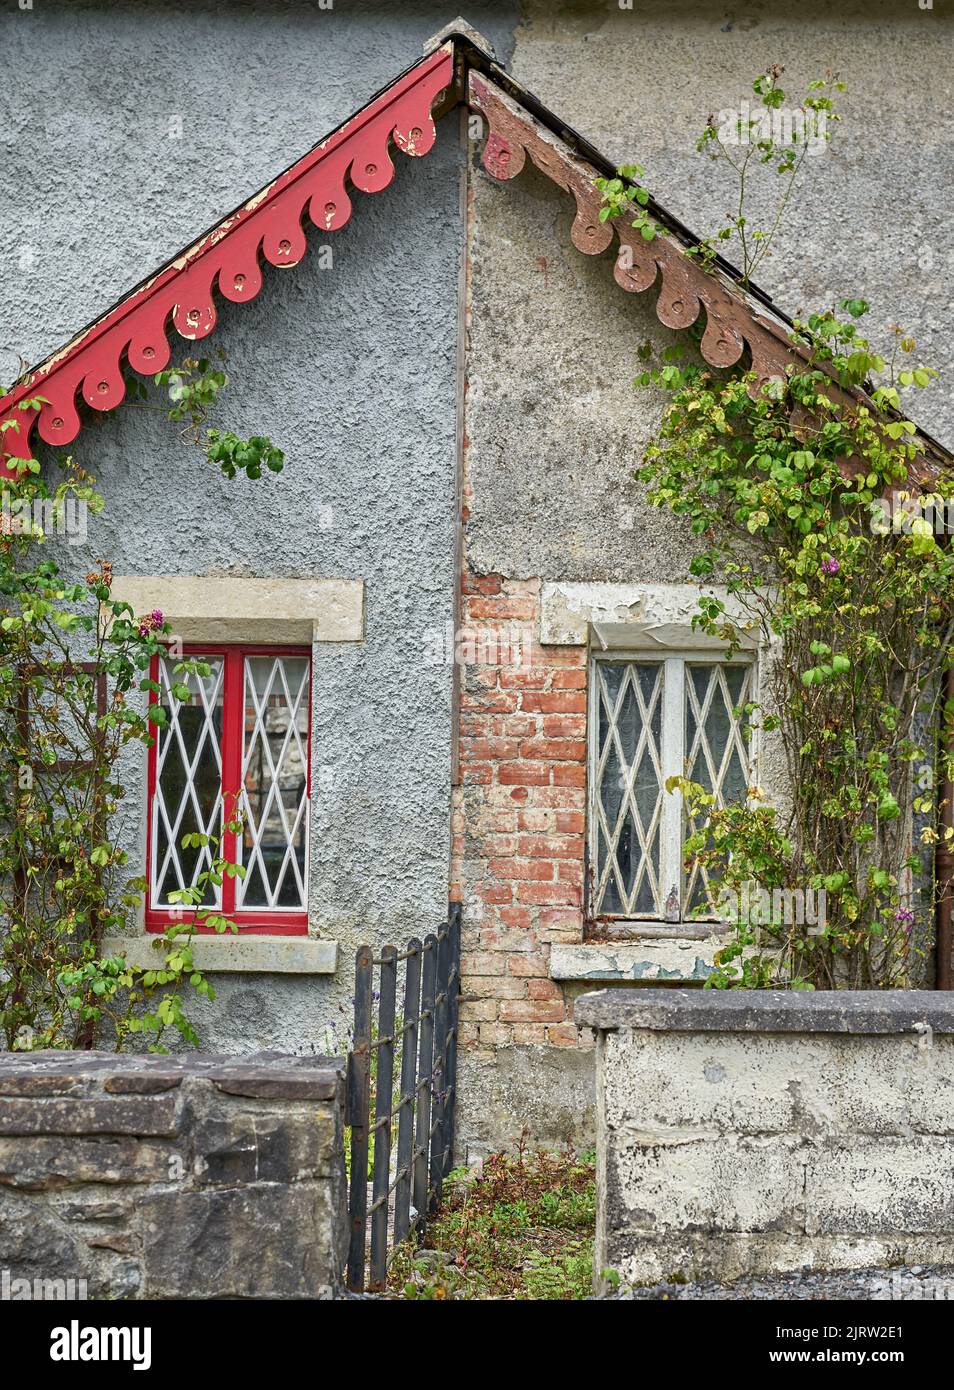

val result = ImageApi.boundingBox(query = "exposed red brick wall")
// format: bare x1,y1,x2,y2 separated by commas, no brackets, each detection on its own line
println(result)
451,570,589,1053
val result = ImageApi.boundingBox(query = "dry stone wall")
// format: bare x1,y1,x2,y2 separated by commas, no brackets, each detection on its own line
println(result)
0,1052,346,1300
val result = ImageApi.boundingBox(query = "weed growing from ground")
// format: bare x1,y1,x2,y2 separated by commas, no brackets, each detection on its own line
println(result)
388,1139,596,1300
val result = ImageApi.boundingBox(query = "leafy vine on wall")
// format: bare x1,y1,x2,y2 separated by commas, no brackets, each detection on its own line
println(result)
601,69,954,988
0,357,284,1049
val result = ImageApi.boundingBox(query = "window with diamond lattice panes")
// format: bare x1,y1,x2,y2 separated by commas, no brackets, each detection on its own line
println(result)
150,658,224,910
589,654,753,922
146,647,311,933
239,655,310,911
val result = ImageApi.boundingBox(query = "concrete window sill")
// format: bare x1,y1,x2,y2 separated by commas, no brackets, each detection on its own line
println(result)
592,921,731,941
551,937,726,985
101,935,338,975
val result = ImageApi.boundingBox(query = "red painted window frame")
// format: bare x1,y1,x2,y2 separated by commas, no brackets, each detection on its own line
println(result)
145,643,311,936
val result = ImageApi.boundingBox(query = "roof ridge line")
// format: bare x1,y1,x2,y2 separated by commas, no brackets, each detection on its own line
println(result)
2,29,949,470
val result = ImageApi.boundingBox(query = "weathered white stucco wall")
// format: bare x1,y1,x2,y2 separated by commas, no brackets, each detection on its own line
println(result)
468,0,954,582
578,989,954,1288
456,0,953,1155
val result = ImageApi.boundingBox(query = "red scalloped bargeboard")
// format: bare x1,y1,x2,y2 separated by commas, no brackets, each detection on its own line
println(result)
0,45,454,472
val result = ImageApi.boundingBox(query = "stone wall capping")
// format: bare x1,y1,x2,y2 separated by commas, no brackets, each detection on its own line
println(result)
103,1074,184,1095
575,987,954,1035
0,1050,342,1084
209,1068,341,1102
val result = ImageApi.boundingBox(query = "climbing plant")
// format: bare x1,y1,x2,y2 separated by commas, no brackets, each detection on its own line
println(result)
0,360,284,1048
602,70,954,988
597,66,844,286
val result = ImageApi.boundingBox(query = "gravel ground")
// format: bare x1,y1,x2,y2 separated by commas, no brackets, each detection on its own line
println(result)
609,1265,954,1300
347,1264,954,1300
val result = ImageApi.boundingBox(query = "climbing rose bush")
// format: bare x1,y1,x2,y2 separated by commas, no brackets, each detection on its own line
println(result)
636,304,954,988
0,358,284,1048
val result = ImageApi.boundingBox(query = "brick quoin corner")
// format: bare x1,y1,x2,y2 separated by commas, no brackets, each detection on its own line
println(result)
450,569,591,1057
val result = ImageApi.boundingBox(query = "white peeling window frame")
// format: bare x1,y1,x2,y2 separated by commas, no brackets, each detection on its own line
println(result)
588,644,757,925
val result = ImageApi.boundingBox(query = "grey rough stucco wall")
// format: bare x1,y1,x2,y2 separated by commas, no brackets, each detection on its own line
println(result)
467,158,697,584
458,0,954,1150
467,0,954,583
0,0,516,372
79,151,460,1053
0,0,514,1054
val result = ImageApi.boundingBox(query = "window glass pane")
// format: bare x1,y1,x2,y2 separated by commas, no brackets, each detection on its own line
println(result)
599,740,624,828
238,655,310,911
593,662,664,918
684,663,752,916
724,665,747,704
152,657,224,907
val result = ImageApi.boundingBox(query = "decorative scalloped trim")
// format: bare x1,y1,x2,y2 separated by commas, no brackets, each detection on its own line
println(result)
0,46,454,464
466,72,950,481
1,48,942,484
468,71,814,395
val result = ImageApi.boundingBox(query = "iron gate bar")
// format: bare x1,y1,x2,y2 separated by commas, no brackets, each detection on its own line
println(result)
345,907,462,1292
369,944,397,1289
442,904,462,1175
393,937,422,1246
412,934,438,1224
345,944,372,1291
429,927,450,1210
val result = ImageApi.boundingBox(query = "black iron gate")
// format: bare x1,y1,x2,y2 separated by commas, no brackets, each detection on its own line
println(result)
345,902,462,1292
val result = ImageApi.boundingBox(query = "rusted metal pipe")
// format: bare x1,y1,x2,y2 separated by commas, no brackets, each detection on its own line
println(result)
936,664,954,989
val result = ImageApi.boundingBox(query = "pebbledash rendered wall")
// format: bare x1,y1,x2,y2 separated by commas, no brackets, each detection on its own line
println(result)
577,990,954,1287
452,0,954,1156
0,1,515,1056
0,1052,347,1299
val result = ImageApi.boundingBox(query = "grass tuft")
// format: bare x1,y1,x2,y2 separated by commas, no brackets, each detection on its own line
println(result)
388,1139,596,1300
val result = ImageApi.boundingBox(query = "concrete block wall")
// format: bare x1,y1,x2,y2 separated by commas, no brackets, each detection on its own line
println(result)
0,1052,347,1299
577,989,954,1289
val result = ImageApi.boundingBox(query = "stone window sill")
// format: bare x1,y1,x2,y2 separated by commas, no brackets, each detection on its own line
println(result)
551,937,725,985
590,921,731,942
101,934,338,975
